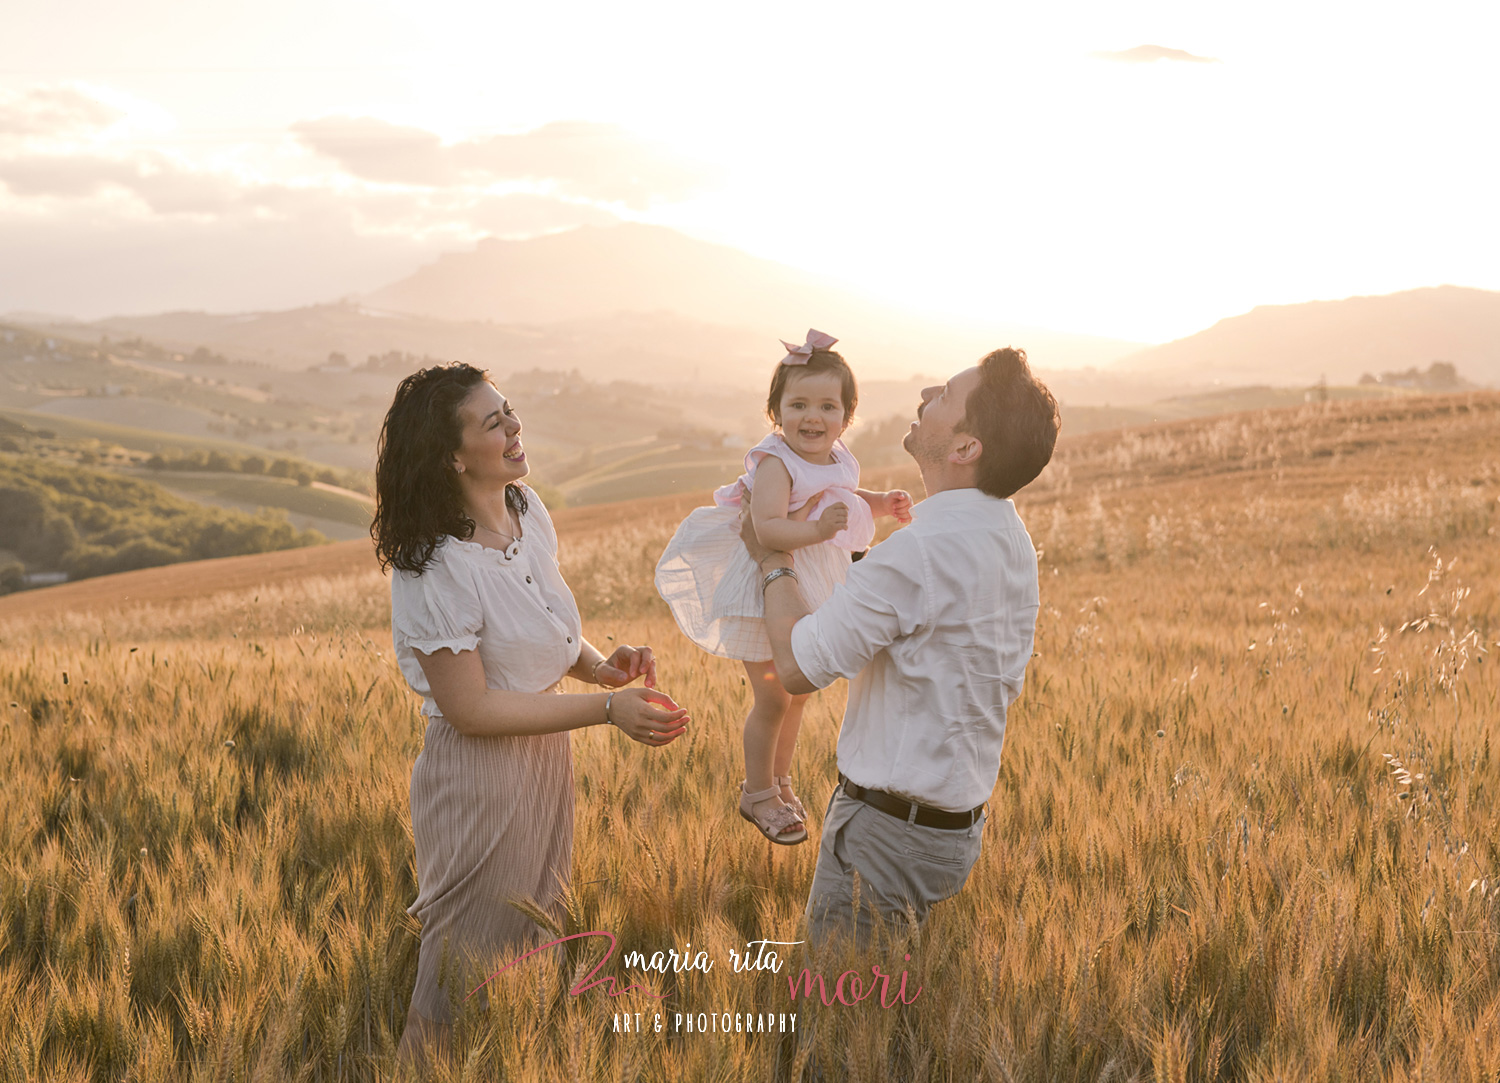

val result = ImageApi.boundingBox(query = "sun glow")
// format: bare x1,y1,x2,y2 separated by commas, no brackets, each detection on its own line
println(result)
1,0,1497,339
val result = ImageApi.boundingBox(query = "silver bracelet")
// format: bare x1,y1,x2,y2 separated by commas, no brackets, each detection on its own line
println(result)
762,567,799,591
591,658,608,685
604,691,615,726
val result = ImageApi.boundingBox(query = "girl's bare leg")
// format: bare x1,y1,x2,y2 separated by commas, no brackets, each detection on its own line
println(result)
772,693,810,807
742,660,799,830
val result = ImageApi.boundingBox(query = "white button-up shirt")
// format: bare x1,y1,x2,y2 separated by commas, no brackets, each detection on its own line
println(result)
789,487,1039,811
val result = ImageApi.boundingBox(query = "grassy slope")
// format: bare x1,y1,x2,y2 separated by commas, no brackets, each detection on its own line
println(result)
2,393,1499,1079
138,472,373,527
0,410,375,544
0,406,278,460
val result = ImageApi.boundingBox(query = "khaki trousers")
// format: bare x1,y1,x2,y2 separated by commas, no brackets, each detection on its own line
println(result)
804,787,984,949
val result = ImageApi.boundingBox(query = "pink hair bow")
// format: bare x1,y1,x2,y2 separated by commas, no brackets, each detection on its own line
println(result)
779,329,839,366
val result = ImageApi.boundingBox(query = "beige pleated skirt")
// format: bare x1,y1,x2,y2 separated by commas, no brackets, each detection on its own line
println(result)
406,710,573,1024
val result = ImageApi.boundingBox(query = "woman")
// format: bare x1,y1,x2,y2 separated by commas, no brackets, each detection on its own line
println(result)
371,363,689,1063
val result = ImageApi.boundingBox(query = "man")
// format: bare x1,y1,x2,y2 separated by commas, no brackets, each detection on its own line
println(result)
741,346,1059,947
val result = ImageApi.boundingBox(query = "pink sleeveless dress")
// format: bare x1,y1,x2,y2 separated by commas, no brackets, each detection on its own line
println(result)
655,432,876,661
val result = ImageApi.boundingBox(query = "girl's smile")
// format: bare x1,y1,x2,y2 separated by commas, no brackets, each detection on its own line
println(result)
776,370,849,464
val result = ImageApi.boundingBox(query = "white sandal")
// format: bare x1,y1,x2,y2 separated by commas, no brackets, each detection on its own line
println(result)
739,782,807,845
775,775,807,823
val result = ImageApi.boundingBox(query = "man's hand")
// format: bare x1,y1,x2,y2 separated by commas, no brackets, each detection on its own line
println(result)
739,502,781,567
886,489,913,524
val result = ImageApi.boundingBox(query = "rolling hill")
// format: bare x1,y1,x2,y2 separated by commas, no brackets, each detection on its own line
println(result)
7,387,1494,624
1116,285,1500,386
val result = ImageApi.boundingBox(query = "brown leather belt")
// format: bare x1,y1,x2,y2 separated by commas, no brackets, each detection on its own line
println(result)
838,773,984,831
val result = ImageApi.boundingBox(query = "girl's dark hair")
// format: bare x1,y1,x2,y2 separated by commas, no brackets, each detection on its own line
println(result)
765,350,859,427
372,362,527,574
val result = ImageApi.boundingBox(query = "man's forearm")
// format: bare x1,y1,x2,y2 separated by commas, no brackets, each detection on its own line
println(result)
760,556,818,694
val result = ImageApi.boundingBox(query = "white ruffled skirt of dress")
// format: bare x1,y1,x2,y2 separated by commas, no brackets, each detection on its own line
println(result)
655,504,851,661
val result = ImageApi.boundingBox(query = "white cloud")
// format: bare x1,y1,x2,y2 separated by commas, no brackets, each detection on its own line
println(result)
0,154,625,316
0,86,646,314
1093,45,1218,64
289,116,451,186
293,117,715,208
0,152,242,214
0,85,123,137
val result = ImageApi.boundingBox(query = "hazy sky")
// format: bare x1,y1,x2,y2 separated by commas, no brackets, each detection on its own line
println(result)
2,0,1496,343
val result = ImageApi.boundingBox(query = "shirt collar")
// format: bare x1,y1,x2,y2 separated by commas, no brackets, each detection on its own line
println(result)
911,486,1008,520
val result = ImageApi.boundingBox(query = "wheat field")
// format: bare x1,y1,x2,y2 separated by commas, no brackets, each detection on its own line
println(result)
3,393,1500,1081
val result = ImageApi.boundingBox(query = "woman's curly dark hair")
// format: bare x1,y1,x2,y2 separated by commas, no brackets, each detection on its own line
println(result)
372,362,527,574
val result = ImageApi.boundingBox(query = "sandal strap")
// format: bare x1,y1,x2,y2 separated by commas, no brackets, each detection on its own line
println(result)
741,781,805,837
741,783,781,804
759,804,804,833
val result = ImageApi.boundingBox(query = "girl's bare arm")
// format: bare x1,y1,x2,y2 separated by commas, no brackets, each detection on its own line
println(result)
750,457,845,550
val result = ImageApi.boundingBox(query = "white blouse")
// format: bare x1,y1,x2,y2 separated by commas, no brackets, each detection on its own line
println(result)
390,488,584,716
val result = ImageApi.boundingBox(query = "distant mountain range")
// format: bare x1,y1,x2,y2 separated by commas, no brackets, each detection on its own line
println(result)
17,224,1139,383
36,304,775,389
8,227,1496,398
362,223,1142,377
1118,285,1500,386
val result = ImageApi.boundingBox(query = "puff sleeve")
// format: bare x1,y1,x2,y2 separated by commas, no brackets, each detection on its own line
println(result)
391,548,483,655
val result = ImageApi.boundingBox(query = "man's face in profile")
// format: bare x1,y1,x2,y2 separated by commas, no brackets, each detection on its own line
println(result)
904,366,980,466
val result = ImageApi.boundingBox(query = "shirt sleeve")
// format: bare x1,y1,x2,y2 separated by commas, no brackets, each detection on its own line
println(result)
391,548,483,655
789,528,926,687
742,432,784,477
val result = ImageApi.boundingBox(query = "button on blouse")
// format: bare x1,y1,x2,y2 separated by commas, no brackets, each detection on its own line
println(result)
390,487,583,716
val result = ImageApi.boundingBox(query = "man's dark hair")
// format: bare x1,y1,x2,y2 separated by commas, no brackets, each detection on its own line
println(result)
958,347,1059,499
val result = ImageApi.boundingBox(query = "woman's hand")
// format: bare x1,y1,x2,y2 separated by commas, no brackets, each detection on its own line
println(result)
594,644,658,689
607,687,689,746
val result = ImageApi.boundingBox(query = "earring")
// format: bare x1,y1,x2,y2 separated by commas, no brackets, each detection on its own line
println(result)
454,464,464,474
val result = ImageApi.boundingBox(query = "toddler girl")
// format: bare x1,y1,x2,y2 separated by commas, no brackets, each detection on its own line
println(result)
655,330,912,844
